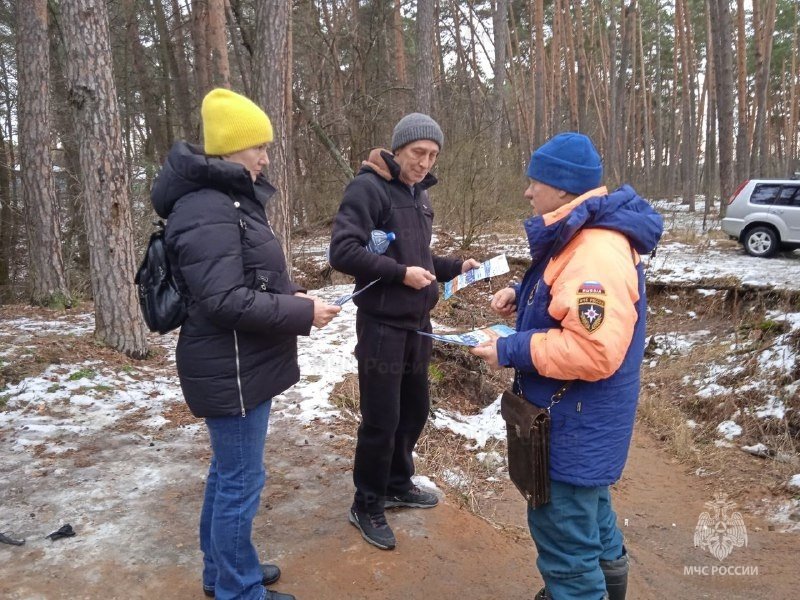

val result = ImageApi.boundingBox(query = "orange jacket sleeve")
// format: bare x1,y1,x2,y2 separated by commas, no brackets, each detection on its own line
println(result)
529,228,640,381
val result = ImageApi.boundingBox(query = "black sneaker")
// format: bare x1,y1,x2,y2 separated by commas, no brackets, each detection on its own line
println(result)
384,485,439,509
202,563,281,597
348,505,396,550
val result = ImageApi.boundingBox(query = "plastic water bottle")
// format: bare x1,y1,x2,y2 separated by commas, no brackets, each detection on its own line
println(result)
366,230,395,255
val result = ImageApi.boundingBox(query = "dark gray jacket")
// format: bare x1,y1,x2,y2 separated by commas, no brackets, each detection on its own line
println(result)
329,149,462,330
151,141,314,417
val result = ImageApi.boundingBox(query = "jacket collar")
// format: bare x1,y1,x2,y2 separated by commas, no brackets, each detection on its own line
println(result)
522,184,663,262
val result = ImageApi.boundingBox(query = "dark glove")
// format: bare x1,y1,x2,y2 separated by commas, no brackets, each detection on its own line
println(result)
46,524,76,541
0,532,25,546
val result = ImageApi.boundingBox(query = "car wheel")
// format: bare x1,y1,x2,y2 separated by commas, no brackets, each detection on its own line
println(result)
743,226,778,257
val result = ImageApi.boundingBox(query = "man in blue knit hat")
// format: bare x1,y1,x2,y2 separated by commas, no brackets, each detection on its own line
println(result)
472,132,663,600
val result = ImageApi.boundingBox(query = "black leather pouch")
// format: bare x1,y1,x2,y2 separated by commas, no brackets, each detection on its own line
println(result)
500,388,551,509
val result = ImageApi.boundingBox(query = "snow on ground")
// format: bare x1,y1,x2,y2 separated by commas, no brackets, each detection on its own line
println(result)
431,395,505,449
3,195,800,541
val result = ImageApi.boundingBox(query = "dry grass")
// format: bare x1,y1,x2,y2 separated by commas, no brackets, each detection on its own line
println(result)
640,289,800,504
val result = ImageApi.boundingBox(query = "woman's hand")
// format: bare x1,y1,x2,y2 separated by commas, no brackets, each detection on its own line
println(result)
310,296,341,328
490,287,517,317
470,340,501,370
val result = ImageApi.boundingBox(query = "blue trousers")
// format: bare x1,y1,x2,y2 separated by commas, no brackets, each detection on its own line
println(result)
200,400,271,600
527,481,624,600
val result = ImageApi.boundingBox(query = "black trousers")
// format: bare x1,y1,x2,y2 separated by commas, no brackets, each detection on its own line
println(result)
352,312,432,513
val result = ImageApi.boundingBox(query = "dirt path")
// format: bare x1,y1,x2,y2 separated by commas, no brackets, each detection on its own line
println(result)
2,397,798,600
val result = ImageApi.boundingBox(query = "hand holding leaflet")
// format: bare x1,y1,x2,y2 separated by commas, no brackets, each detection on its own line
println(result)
333,278,381,306
443,255,510,300
417,323,515,347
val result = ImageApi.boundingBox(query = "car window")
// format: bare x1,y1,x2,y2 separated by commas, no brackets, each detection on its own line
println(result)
774,185,800,207
750,184,781,205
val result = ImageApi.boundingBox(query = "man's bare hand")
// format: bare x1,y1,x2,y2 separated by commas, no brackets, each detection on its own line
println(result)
311,296,341,328
470,340,501,370
461,258,481,273
491,287,517,317
403,266,436,290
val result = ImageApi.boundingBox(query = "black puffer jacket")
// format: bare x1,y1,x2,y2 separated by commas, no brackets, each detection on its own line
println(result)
329,149,462,330
151,141,314,417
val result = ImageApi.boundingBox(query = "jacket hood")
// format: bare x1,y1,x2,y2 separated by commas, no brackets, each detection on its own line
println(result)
151,141,275,218
357,148,438,189
524,184,663,263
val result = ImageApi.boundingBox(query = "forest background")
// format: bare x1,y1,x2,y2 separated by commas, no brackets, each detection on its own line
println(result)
0,0,799,359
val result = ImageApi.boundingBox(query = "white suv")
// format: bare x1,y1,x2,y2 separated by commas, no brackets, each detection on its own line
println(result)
721,178,800,257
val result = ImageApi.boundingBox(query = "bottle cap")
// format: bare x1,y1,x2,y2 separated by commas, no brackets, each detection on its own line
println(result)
386,232,396,241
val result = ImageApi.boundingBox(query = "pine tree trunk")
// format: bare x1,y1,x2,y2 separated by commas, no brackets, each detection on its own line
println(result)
735,0,749,178
0,126,14,297
790,2,799,173
16,0,72,308
416,0,436,114
254,0,293,265
393,0,408,114
61,0,148,358
532,0,545,148
709,0,736,209
192,0,212,98
492,0,508,151
677,0,696,211
208,0,231,88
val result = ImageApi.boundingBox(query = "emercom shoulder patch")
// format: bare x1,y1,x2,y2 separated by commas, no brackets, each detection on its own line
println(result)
578,296,605,333
578,280,605,295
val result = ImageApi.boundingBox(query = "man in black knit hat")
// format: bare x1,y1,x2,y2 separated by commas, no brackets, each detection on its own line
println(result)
329,113,479,550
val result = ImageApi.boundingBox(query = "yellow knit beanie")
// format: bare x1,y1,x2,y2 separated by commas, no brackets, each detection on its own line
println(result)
201,88,274,156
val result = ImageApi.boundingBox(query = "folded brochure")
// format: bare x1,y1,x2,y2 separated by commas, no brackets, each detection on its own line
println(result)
443,254,510,300
417,323,515,347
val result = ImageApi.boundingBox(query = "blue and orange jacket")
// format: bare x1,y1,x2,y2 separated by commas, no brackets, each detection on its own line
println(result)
496,185,663,486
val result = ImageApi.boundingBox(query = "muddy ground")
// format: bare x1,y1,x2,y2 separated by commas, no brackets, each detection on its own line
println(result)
2,265,800,598
1,405,798,600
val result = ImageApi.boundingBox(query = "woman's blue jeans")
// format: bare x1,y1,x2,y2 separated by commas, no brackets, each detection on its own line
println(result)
527,480,624,600
200,400,271,600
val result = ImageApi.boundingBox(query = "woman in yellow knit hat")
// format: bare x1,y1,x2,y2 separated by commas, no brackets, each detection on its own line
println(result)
151,88,340,600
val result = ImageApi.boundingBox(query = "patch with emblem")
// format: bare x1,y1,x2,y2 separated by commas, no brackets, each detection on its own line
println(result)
578,296,605,333
578,281,605,295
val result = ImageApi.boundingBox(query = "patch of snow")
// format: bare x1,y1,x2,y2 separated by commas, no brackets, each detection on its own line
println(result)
716,420,742,440
788,474,800,490
441,468,468,489
696,383,730,398
741,443,771,457
755,397,786,420
412,475,441,494
431,395,505,449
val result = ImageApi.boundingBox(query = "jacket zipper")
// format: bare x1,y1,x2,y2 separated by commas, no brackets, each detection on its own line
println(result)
233,331,245,417
409,186,433,331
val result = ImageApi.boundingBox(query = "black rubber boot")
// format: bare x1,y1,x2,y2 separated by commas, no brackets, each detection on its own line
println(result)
600,552,629,600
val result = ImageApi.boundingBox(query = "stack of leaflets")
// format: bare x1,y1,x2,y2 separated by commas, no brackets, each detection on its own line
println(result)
443,254,510,300
417,324,515,347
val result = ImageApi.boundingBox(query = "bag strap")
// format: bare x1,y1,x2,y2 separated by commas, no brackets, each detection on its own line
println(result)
514,369,573,413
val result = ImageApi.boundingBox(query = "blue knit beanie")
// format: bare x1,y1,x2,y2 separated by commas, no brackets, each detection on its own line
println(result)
527,132,602,195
